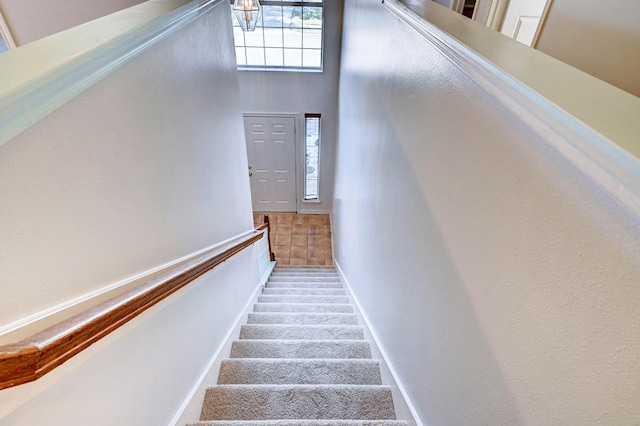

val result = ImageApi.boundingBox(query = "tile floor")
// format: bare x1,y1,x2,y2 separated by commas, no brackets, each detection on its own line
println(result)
253,212,333,266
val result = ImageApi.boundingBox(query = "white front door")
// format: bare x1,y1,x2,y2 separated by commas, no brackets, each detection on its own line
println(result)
244,115,297,212
500,0,548,46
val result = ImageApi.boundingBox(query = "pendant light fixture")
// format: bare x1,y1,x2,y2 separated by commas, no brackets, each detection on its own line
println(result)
233,0,261,32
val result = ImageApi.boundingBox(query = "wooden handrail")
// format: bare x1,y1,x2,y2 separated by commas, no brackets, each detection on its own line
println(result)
256,215,275,261
263,214,276,261
0,230,263,390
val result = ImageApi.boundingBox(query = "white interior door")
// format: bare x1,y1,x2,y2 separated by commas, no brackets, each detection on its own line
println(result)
500,0,548,46
244,115,297,212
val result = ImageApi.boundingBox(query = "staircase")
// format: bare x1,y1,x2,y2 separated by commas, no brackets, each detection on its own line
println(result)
189,266,407,426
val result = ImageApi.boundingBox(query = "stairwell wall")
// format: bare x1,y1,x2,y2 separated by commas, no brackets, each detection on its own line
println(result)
333,0,640,425
0,1,258,424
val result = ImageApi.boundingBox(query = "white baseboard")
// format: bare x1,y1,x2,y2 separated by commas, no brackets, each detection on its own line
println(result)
335,261,425,426
170,275,267,425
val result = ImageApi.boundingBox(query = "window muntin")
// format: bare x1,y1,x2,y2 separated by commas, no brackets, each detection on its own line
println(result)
232,1,323,71
304,114,321,201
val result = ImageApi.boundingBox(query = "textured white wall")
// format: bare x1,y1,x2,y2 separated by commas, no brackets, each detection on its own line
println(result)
0,2,254,328
0,0,146,46
334,0,640,424
535,0,640,97
237,0,343,213
0,3,258,424
0,250,259,425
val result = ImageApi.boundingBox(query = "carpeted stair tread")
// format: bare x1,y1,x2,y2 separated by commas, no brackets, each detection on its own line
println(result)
270,274,340,279
270,275,340,280
258,295,350,304
200,385,397,421
271,270,339,275
217,359,382,385
247,312,359,325
240,324,365,340
273,266,338,271
254,303,354,313
190,266,406,425
266,282,345,289
229,340,372,359
263,288,347,296
189,421,408,426
269,276,342,282
188,421,408,426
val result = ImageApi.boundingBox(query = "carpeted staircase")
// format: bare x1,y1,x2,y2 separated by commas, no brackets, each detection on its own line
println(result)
188,266,408,426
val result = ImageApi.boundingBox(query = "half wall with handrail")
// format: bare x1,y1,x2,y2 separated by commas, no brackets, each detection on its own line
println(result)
0,0,262,424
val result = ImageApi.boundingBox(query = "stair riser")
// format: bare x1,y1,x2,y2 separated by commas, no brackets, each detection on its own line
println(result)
218,359,382,385
270,277,339,280
189,421,409,426
258,295,350,304
275,267,336,271
268,277,341,283
240,325,365,340
200,386,397,421
270,275,340,280
263,288,346,296
253,303,354,313
191,267,405,426
271,273,340,278
247,313,358,325
230,340,372,359
266,282,344,289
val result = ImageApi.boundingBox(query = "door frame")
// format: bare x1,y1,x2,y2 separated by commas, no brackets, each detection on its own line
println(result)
531,0,553,48
484,0,510,30
483,0,553,41
0,7,17,49
243,112,301,212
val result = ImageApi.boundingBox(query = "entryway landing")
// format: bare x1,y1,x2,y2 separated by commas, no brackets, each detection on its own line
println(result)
253,212,333,266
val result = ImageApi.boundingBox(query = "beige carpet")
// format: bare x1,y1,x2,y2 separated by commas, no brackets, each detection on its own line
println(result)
188,267,408,426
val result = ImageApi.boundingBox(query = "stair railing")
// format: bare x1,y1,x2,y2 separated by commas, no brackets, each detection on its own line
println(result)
0,228,264,391
263,214,276,262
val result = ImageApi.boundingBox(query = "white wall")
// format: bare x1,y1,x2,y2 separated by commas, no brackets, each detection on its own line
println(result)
0,0,146,46
0,2,258,424
535,0,640,97
0,2,254,329
335,0,640,424
237,0,343,213
0,250,259,426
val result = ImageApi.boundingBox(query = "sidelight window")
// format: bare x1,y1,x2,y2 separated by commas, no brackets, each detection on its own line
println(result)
304,114,321,200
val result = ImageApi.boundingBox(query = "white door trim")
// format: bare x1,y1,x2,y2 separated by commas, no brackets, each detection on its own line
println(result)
0,6,17,49
484,0,510,30
531,0,553,48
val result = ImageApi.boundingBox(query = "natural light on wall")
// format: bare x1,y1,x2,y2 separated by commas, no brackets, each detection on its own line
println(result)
304,114,320,200
0,10,13,54
232,0,323,70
